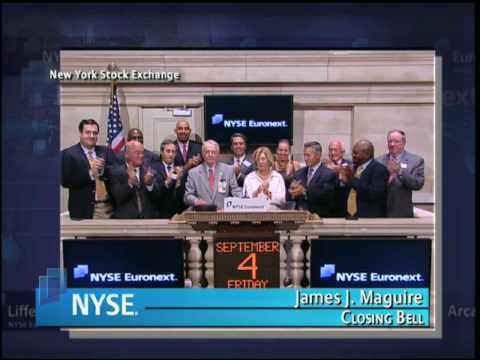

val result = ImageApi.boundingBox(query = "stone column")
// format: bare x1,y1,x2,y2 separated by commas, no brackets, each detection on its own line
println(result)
187,235,203,288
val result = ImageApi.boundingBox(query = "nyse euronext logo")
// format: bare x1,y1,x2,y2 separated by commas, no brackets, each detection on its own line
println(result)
72,264,177,283
211,113,288,128
320,264,336,279
212,114,224,125
74,264,89,279
319,264,424,282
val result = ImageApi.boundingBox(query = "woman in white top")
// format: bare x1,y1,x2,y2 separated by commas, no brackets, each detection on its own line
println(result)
243,146,286,209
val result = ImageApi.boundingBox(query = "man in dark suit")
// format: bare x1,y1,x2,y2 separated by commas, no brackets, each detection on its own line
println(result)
289,141,338,217
323,140,353,217
154,139,187,218
61,119,118,219
173,119,203,170
339,140,389,218
116,128,160,165
225,133,255,187
109,141,160,219
376,129,425,217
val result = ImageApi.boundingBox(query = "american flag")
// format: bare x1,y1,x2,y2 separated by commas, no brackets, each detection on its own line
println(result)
107,87,125,153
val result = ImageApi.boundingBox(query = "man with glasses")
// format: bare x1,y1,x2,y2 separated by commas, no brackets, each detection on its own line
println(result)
184,140,242,210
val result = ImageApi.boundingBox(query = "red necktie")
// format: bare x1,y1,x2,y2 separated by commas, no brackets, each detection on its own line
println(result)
182,143,188,162
208,168,215,192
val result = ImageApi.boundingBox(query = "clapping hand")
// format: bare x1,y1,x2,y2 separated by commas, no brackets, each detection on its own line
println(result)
261,182,272,199
143,167,156,186
339,165,353,183
288,179,305,199
194,198,208,206
174,166,185,188
323,159,337,171
387,160,401,174
253,182,271,199
261,181,269,193
164,168,175,187
90,157,105,177
127,166,139,187
233,162,242,176
186,154,202,170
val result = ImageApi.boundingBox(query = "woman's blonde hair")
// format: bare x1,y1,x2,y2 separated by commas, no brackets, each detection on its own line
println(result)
253,146,274,170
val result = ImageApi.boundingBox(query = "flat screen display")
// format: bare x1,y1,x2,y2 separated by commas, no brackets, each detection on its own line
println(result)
310,238,431,288
63,238,185,288
204,95,293,147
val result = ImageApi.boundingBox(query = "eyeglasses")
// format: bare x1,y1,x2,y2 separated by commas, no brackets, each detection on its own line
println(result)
130,136,143,140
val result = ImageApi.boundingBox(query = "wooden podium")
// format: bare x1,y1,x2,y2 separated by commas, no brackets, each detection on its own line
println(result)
180,211,316,288
183,210,313,230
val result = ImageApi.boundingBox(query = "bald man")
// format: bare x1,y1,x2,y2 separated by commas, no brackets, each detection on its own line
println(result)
376,130,425,217
339,140,389,218
109,141,161,219
173,120,203,169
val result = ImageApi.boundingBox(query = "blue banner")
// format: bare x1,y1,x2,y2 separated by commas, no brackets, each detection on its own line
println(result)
36,288,430,327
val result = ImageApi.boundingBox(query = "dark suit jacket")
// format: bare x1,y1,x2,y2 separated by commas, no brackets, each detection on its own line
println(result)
174,140,203,167
225,155,255,188
153,161,187,219
61,143,118,219
116,148,160,166
292,164,338,217
346,159,389,218
109,164,160,219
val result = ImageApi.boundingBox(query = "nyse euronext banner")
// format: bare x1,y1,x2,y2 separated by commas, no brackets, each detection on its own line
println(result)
36,288,429,327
